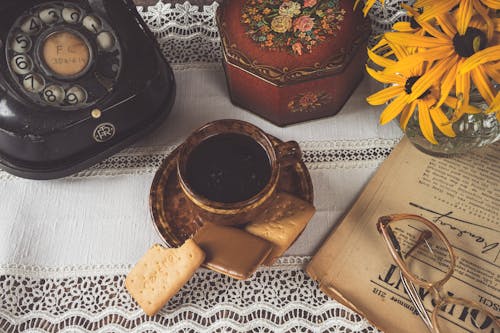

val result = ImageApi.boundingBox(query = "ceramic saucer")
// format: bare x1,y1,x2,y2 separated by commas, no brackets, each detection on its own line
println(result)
150,135,314,248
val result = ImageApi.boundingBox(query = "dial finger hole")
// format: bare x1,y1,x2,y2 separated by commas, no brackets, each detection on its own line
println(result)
96,32,115,51
66,86,87,105
11,54,33,75
20,16,43,35
11,34,32,53
39,8,60,24
62,7,81,24
43,85,65,104
23,73,45,93
82,16,101,34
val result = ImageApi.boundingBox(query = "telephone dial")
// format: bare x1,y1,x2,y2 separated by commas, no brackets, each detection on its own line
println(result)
0,0,176,179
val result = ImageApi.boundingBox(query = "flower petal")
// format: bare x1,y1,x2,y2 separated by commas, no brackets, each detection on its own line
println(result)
444,96,482,114
473,0,495,40
430,106,456,138
471,66,496,105
384,46,454,74
366,86,402,105
367,48,396,68
414,0,437,6
362,0,377,17
456,71,471,106
409,58,453,102
436,57,460,108
483,64,500,83
480,0,500,9
384,32,451,48
436,13,458,38
417,101,438,144
366,66,405,84
456,0,474,35
380,94,409,125
417,0,460,22
459,45,500,74
402,4,450,40
393,22,415,32
400,100,417,130
371,37,389,53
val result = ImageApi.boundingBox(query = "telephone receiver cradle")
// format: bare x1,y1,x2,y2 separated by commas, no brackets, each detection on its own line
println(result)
0,0,176,179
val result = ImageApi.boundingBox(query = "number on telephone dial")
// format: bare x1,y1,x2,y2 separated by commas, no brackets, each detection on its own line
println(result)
0,0,176,179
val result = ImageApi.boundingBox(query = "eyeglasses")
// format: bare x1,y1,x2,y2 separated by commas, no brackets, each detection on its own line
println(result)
377,213,499,333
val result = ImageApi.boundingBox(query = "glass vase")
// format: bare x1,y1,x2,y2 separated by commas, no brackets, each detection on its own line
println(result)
404,101,500,157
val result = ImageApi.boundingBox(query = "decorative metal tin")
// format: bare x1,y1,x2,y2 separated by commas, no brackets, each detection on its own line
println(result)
217,0,371,126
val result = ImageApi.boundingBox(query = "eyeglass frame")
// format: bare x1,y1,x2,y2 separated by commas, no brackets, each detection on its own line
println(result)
376,213,499,333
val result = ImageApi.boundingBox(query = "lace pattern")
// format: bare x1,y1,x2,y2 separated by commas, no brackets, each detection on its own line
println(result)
0,260,379,333
366,0,414,39
0,138,399,179
138,2,222,64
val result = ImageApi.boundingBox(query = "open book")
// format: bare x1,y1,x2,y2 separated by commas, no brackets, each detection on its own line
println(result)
307,137,499,333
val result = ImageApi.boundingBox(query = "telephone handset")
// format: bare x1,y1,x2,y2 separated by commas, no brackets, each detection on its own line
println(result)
0,0,176,179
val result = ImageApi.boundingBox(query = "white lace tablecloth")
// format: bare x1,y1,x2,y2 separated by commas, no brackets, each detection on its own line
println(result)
0,2,407,332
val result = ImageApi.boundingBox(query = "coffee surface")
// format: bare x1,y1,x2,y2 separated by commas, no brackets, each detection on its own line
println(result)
186,133,271,203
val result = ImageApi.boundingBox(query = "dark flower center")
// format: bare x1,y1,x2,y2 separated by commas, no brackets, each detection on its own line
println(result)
405,75,431,99
453,27,487,58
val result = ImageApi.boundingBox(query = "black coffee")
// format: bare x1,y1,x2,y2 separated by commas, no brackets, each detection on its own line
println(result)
185,133,271,203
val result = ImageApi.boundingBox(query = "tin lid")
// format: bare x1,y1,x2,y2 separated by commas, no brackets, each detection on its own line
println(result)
217,0,371,86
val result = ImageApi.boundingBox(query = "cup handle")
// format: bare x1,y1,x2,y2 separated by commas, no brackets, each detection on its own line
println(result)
275,141,302,167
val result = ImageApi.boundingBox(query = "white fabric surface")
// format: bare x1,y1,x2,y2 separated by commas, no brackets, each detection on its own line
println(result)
0,66,402,268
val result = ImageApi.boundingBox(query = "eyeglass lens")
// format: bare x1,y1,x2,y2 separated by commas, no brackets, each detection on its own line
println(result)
389,218,452,284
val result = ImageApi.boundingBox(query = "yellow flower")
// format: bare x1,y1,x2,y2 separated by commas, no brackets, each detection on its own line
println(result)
382,12,499,122
263,8,271,15
271,15,292,33
366,50,457,144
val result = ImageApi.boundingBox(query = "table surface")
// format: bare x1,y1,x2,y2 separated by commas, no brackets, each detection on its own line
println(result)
0,1,405,332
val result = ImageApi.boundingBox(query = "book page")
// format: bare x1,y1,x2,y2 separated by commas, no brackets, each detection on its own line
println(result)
307,137,499,333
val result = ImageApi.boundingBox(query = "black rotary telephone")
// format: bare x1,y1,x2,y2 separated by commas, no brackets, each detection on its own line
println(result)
0,0,176,179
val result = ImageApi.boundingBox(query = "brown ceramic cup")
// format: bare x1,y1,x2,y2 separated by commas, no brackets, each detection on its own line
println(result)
177,119,302,226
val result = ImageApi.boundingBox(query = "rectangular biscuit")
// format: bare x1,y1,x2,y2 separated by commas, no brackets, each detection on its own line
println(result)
125,239,205,316
193,223,273,280
245,192,315,265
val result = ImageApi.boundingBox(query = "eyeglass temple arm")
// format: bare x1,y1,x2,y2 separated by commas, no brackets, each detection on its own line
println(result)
385,226,403,255
382,223,435,331
400,272,434,332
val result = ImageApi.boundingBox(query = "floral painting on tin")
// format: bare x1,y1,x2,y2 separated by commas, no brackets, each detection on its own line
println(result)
241,0,346,55
288,91,333,112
